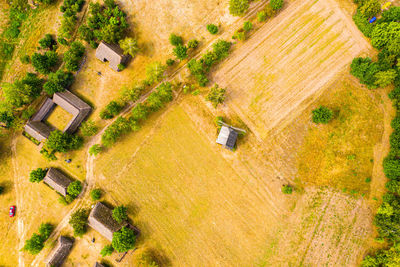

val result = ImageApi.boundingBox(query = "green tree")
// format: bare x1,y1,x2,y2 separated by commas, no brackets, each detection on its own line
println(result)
64,41,85,71
229,0,249,16
169,33,183,46
112,205,128,223
206,84,226,108
69,208,89,237
145,62,166,85
80,120,98,136
39,34,56,50
43,70,74,95
31,51,58,74
23,234,44,255
187,39,199,49
131,103,148,121
90,189,102,200
374,69,397,88
243,21,253,32
282,185,293,194
207,24,218,34
119,37,140,57
38,223,53,240
173,45,188,60
101,244,114,257
29,168,47,183
312,106,333,124
45,130,83,153
112,226,136,253
100,101,124,119
89,144,102,156
67,180,82,198
359,0,380,18
257,11,267,22
270,0,284,11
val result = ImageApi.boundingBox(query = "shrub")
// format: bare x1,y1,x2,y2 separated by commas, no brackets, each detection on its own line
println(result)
100,101,124,119
169,33,183,46
23,233,44,255
80,120,98,136
90,189,102,200
353,11,375,38
282,185,293,194
257,11,267,22
166,58,175,66
43,70,74,95
232,29,246,41
207,24,218,34
112,226,136,252
112,205,128,223
29,168,47,183
359,0,380,18
45,130,83,153
64,41,85,71
67,180,83,198
89,144,102,156
31,51,58,74
119,37,139,57
101,244,114,257
374,69,397,88
57,37,68,46
131,103,148,121
187,39,199,49
206,84,226,108
145,62,166,85
229,0,249,16
69,209,89,237
270,0,284,11
173,45,188,60
21,107,35,120
20,55,30,64
118,63,126,71
38,223,53,240
39,34,56,50
2,73,43,108
243,21,253,32
350,57,380,88
311,106,333,124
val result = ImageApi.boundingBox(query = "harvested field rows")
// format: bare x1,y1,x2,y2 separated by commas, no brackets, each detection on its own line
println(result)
213,0,371,140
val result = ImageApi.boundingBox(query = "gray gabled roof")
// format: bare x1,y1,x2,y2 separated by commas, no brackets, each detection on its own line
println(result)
94,262,106,267
216,126,238,150
88,202,127,241
95,41,129,71
24,121,54,142
43,168,73,197
45,236,74,267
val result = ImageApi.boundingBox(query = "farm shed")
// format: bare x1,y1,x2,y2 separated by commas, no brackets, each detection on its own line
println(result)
216,126,238,150
94,262,106,267
45,236,74,267
43,168,72,197
88,202,128,241
95,41,129,71
53,90,92,133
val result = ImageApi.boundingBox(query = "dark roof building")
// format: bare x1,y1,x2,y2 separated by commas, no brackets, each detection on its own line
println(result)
88,202,127,241
94,262,106,267
53,90,91,133
24,90,91,142
43,168,72,197
95,41,129,71
216,126,238,150
45,236,74,267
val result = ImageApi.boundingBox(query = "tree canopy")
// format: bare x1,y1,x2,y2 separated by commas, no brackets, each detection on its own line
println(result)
311,106,333,124
112,205,128,223
29,168,47,183
112,226,136,252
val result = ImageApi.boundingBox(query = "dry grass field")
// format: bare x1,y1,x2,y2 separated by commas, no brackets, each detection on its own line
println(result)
46,106,74,131
213,0,372,140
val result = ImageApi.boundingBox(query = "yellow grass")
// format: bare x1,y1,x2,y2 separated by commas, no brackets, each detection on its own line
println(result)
46,105,74,131
296,77,384,196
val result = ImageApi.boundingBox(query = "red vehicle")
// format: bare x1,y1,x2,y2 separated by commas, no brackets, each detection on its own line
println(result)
9,206,16,217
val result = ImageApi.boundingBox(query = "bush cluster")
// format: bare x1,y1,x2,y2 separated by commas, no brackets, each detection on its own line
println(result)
43,70,74,95
79,0,128,46
59,0,85,39
64,41,85,72
69,208,89,237
23,223,53,255
29,168,47,183
188,40,231,86
44,130,83,153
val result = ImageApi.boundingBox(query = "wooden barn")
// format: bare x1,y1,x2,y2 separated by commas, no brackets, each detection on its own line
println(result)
45,236,74,267
95,41,129,71
43,168,72,197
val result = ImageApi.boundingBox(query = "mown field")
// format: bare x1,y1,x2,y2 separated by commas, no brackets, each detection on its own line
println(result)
213,0,371,140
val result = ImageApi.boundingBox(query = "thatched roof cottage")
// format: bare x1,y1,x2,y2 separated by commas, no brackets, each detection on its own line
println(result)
88,202,127,241
45,236,74,267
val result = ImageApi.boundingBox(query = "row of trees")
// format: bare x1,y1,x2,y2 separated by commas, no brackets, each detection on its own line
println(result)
101,82,174,147
353,5,400,267
187,39,232,86
23,223,54,254
229,0,283,17
59,0,85,40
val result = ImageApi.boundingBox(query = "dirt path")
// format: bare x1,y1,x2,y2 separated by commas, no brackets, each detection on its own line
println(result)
11,137,25,267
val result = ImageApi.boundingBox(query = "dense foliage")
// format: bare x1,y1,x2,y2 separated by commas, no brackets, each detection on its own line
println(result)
173,45,188,60
119,37,140,57
206,84,226,108
29,168,47,183
31,51,58,74
23,223,53,255
311,106,333,124
207,24,219,35
38,34,57,50
67,180,83,198
64,41,85,71
89,144,102,156
112,205,128,223
100,101,124,119
60,0,85,39
80,0,128,45
270,0,284,11
90,189,102,200
2,73,43,108
101,244,114,257
229,0,249,16
169,34,183,46
112,226,136,253
69,208,89,237
80,120,98,136
45,130,83,153
43,70,74,95
188,40,231,86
